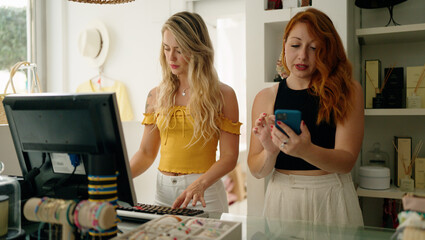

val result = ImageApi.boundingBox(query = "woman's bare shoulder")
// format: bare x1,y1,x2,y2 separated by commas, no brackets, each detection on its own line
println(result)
254,83,279,103
250,83,279,116
219,82,236,95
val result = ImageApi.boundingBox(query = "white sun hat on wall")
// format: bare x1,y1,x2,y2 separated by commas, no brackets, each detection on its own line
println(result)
78,20,110,68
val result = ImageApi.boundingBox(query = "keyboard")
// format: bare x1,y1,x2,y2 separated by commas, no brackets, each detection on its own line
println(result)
117,203,209,223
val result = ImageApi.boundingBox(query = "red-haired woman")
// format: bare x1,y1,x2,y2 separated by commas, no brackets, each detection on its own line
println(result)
248,8,364,226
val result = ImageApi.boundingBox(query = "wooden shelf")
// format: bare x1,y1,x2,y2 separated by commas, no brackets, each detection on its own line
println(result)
365,108,425,116
356,23,425,45
357,185,425,199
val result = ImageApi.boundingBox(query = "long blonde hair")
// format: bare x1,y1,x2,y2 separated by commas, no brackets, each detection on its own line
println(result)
156,11,223,146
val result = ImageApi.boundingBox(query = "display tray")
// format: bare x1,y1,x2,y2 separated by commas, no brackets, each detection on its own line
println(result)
113,215,241,240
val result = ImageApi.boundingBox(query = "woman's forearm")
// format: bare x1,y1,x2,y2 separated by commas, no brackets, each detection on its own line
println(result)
248,149,278,179
195,153,238,190
299,144,358,174
130,149,157,178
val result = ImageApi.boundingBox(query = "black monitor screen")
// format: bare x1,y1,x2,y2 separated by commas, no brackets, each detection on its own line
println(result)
3,93,136,206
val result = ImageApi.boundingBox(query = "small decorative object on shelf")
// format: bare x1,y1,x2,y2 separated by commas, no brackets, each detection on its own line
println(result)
415,157,425,189
354,0,408,26
394,138,423,189
394,137,412,187
400,176,415,192
365,142,390,172
360,143,391,190
365,59,381,108
274,54,288,82
359,166,390,190
373,93,385,108
300,0,312,7
382,65,404,108
407,64,425,108
266,0,282,10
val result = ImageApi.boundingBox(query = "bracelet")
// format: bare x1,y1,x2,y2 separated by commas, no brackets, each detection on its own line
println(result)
92,202,110,232
34,197,47,221
66,200,76,227
73,200,87,230
44,199,56,223
90,196,118,204
87,173,118,182
53,199,66,222
40,198,54,222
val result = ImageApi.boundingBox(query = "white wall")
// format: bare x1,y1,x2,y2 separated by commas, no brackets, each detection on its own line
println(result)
45,0,174,120
192,0,247,165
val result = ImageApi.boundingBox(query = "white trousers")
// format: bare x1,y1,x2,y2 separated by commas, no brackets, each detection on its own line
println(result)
154,171,229,213
263,170,364,227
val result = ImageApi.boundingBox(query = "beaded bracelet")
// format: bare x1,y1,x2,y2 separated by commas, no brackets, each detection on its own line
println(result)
34,197,48,221
90,196,118,204
53,199,66,222
92,202,111,232
73,200,88,230
40,198,54,222
66,200,76,227
45,199,58,223
88,228,118,237
87,173,118,182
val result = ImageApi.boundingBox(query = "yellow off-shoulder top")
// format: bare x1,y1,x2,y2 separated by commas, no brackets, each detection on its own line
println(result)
142,106,242,174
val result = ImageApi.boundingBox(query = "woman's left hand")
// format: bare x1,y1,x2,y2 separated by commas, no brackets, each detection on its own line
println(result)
272,119,312,158
172,181,206,209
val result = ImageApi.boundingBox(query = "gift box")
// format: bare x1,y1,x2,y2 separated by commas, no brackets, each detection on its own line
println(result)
365,60,380,109
406,66,425,108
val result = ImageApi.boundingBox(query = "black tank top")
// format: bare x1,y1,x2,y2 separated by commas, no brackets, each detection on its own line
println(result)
274,79,336,170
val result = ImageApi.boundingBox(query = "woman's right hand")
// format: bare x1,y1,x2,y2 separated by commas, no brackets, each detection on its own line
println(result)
252,113,280,154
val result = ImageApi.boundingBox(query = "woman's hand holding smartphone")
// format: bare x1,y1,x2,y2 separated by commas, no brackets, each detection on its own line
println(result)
274,109,302,135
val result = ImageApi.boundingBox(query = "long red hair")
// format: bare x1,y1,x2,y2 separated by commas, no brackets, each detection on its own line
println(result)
281,8,355,124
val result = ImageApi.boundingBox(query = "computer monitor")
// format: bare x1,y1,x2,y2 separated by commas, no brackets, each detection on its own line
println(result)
2,93,136,206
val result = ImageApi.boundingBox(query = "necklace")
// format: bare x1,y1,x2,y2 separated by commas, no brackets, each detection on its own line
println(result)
182,88,189,96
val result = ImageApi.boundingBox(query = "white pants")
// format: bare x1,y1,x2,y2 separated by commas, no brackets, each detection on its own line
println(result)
154,171,229,213
263,170,364,227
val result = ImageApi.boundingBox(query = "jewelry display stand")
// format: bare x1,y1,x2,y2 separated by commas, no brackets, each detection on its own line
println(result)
23,197,116,240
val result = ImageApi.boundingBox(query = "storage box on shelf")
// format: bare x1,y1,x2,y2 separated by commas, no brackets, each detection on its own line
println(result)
406,65,425,108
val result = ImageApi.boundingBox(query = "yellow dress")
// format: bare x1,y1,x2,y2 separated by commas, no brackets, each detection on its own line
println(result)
142,106,242,174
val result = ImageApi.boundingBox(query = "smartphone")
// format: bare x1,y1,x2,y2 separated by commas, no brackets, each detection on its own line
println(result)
274,109,302,135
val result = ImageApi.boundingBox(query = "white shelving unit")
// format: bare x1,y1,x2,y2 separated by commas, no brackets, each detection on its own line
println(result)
357,185,425,200
356,0,425,227
365,108,425,116
356,23,425,45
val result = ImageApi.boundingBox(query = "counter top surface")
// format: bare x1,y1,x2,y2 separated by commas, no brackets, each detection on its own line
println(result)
118,213,395,240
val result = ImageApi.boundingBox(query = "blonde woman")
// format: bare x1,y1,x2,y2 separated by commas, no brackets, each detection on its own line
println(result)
130,11,241,213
